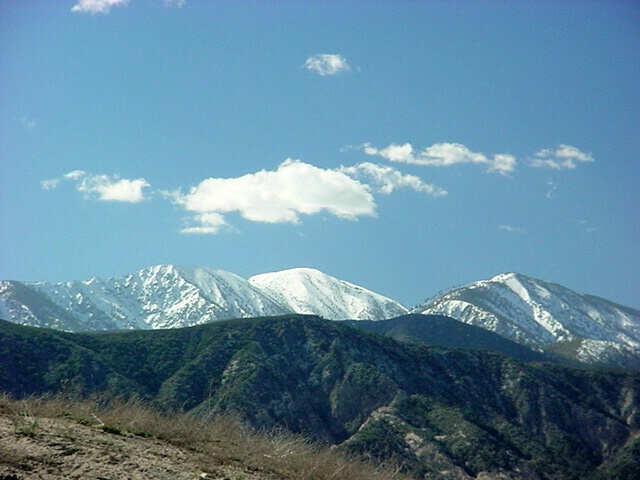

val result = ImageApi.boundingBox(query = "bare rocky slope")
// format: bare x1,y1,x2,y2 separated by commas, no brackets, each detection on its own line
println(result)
0,395,404,480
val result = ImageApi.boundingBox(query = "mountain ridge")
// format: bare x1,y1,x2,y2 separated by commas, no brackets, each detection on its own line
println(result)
2,266,639,368
413,271,640,369
342,313,553,364
1,315,639,479
0,264,407,331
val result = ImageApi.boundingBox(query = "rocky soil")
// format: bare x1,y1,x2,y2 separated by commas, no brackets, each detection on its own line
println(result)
0,413,279,480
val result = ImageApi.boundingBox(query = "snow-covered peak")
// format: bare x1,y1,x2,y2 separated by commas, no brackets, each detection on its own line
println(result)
413,272,640,354
249,267,407,320
1,265,407,331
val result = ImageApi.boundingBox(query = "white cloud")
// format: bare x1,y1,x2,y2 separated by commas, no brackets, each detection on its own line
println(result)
180,213,229,235
71,0,129,14
364,143,416,163
304,54,351,76
49,171,150,203
530,144,593,170
420,143,489,167
339,162,447,197
174,159,376,231
64,170,87,180
489,154,517,175
82,176,150,203
362,142,516,175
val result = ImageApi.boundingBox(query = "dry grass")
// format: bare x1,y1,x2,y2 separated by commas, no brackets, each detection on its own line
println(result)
0,393,409,480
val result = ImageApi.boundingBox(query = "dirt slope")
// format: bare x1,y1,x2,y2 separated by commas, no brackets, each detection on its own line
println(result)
0,414,276,480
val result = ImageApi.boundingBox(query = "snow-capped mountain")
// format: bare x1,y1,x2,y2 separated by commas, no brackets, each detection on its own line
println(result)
2,267,639,367
0,265,407,331
412,272,640,368
249,268,407,320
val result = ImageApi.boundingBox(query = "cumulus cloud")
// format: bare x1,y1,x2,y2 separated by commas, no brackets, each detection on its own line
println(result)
363,143,416,163
489,154,517,175
304,54,351,76
71,0,129,14
339,162,447,197
44,170,150,203
173,159,376,232
362,142,516,175
44,158,448,234
529,145,593,170
80,175,150,203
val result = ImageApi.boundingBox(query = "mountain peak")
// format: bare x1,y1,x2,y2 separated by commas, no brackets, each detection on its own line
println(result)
488,271,521,282
413,272,640,368
249,268,407,320
1,265,407,331
3,266,639,368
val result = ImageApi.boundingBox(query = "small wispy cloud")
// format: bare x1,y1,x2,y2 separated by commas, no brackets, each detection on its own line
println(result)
71,0,185,14
339,162,447,197
164,0,185,8
20,116,36,130
40,178,59,190
43,170,150,203
180,213,230,235
172,159,376,233
361,142,516,175
498,225,526,234
71,0,129,14
529,145,593,170
571,218,596,233
545,178,557,199
304,54,351,76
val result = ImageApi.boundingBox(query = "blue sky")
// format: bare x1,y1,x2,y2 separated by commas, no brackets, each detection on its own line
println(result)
1,0,639,310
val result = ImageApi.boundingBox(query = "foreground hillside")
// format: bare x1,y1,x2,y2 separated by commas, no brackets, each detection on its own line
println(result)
1,315,639,479
0,395,405,480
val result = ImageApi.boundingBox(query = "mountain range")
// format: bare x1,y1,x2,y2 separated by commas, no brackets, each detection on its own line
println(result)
0,265,407,331
1,266,639,368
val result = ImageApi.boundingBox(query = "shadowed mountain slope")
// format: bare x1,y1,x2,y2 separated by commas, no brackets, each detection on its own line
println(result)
342,313,551,363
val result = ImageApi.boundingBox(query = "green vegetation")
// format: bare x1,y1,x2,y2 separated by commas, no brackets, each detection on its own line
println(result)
344,314,550,363
1,315,639,479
